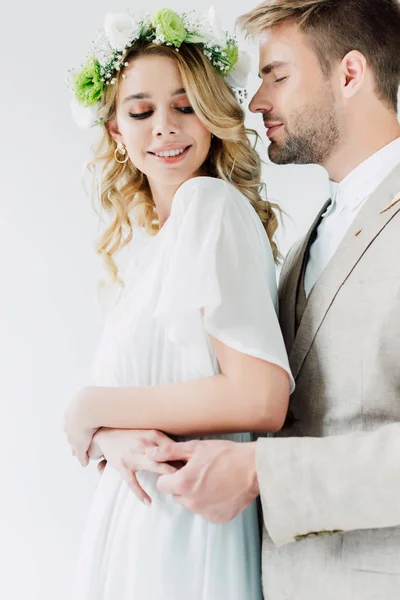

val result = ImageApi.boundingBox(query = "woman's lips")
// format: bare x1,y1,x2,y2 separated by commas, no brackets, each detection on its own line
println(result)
148,145,191,164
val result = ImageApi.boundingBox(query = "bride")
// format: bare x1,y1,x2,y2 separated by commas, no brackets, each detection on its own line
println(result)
64,8,293,599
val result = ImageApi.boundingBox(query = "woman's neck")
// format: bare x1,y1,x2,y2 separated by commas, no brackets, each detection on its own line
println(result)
148,180,181,227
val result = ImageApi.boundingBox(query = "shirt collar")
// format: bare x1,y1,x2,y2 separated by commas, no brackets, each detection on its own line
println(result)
328,136,400,212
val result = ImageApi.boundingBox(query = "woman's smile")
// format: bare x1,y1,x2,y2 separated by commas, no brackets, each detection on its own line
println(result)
147,143,192,165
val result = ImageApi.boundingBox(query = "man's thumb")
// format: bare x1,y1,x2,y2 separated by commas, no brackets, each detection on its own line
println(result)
146,440,195,463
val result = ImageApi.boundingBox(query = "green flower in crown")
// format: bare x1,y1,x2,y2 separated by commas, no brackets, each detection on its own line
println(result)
152,9,187,47
68,7,251,129
71,57,104,107
222,43,239,74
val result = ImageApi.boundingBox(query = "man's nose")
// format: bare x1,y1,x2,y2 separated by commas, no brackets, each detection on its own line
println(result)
248,86,273,114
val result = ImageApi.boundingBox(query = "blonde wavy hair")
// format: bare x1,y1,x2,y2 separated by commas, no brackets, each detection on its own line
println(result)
89,39,280,285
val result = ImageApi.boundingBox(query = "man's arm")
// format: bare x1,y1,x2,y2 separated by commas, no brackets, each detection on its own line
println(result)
257,423,400,546
152,424,400,543
152,439,260,523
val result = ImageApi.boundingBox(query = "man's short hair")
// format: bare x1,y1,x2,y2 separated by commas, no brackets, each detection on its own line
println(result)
238,0,400,111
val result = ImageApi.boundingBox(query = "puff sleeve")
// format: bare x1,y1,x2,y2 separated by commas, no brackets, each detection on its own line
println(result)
154,176,294,391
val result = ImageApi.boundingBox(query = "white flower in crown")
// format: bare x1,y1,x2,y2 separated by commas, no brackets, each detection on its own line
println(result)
70,96,100,130
104,12,142,51
92,31,114,67
226,50,252,89
204,6,227,46
186,6,226,48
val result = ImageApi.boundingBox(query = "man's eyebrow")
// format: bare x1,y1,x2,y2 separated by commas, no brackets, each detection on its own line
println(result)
258,61,288,78
122,88,186,104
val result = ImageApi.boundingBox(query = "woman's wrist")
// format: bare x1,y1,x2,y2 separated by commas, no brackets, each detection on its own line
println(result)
88,427,106,460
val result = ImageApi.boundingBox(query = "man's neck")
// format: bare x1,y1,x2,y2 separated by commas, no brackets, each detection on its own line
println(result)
322,120,400,184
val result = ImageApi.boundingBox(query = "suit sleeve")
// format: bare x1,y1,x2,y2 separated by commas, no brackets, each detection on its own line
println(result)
256,423,400,546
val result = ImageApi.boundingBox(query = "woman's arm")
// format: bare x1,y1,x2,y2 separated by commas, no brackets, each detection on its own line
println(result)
71,335,290,437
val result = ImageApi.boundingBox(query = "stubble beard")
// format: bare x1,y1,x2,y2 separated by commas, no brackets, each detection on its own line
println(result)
268,88,341,166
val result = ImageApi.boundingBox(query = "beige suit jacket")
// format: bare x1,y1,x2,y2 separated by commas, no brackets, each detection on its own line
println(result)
256,163,400,599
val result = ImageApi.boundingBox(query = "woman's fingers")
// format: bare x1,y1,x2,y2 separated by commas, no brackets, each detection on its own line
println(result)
97,459,107,474
151,429,177,445
77,449,89,467
122,468,152,505
67,428,95,467
118,456,177,504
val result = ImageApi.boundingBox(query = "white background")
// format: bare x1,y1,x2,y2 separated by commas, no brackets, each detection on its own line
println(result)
0,1,330,599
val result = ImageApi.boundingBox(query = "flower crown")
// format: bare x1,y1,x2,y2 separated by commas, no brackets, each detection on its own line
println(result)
69,7,251,129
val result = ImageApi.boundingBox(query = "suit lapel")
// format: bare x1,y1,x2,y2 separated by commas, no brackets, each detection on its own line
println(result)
279,200,331,353
290,163,400,381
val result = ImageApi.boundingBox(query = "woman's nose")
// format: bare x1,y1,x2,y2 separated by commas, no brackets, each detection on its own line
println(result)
153,111,180,137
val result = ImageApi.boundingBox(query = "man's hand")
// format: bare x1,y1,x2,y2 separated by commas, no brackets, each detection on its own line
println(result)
149,439,259,523
91,429,178,505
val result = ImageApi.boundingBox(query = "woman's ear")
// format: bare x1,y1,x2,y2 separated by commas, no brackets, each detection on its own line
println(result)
108,118,123,145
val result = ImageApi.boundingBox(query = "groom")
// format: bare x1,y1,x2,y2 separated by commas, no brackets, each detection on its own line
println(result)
149,1,400,598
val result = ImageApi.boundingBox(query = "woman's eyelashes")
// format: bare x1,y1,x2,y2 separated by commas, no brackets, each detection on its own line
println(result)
128,110,153,120
129,110,153,119
128,106,195,120
274,76,288,84
177,106,195,114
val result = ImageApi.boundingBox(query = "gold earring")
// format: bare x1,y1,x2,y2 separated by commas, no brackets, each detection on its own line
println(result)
114,142,129,164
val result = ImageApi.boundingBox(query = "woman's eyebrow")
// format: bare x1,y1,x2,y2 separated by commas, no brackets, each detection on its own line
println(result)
122,88,186,104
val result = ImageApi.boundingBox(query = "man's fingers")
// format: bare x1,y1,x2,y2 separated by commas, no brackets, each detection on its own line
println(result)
147,440,196,463
171,494,193,511
156,469,186,495
139,456,177,475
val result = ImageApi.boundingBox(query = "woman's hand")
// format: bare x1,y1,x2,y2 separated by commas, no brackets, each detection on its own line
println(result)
89,428,178,505
64,388,98,466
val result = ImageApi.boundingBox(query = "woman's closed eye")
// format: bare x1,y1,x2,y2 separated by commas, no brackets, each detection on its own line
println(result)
274,76,288,84
129,110,153,120
176,106,195,114
129,106,195,120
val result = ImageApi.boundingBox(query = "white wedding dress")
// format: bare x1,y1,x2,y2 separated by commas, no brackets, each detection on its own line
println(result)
72,177,293,600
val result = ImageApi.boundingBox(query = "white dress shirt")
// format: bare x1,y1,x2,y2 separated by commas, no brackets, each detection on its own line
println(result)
304,137,400,298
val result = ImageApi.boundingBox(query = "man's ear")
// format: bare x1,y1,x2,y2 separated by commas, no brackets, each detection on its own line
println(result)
340,50,367,99
108,118,123,144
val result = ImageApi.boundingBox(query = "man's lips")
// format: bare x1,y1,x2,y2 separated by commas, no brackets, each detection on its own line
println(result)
264,123,284,137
